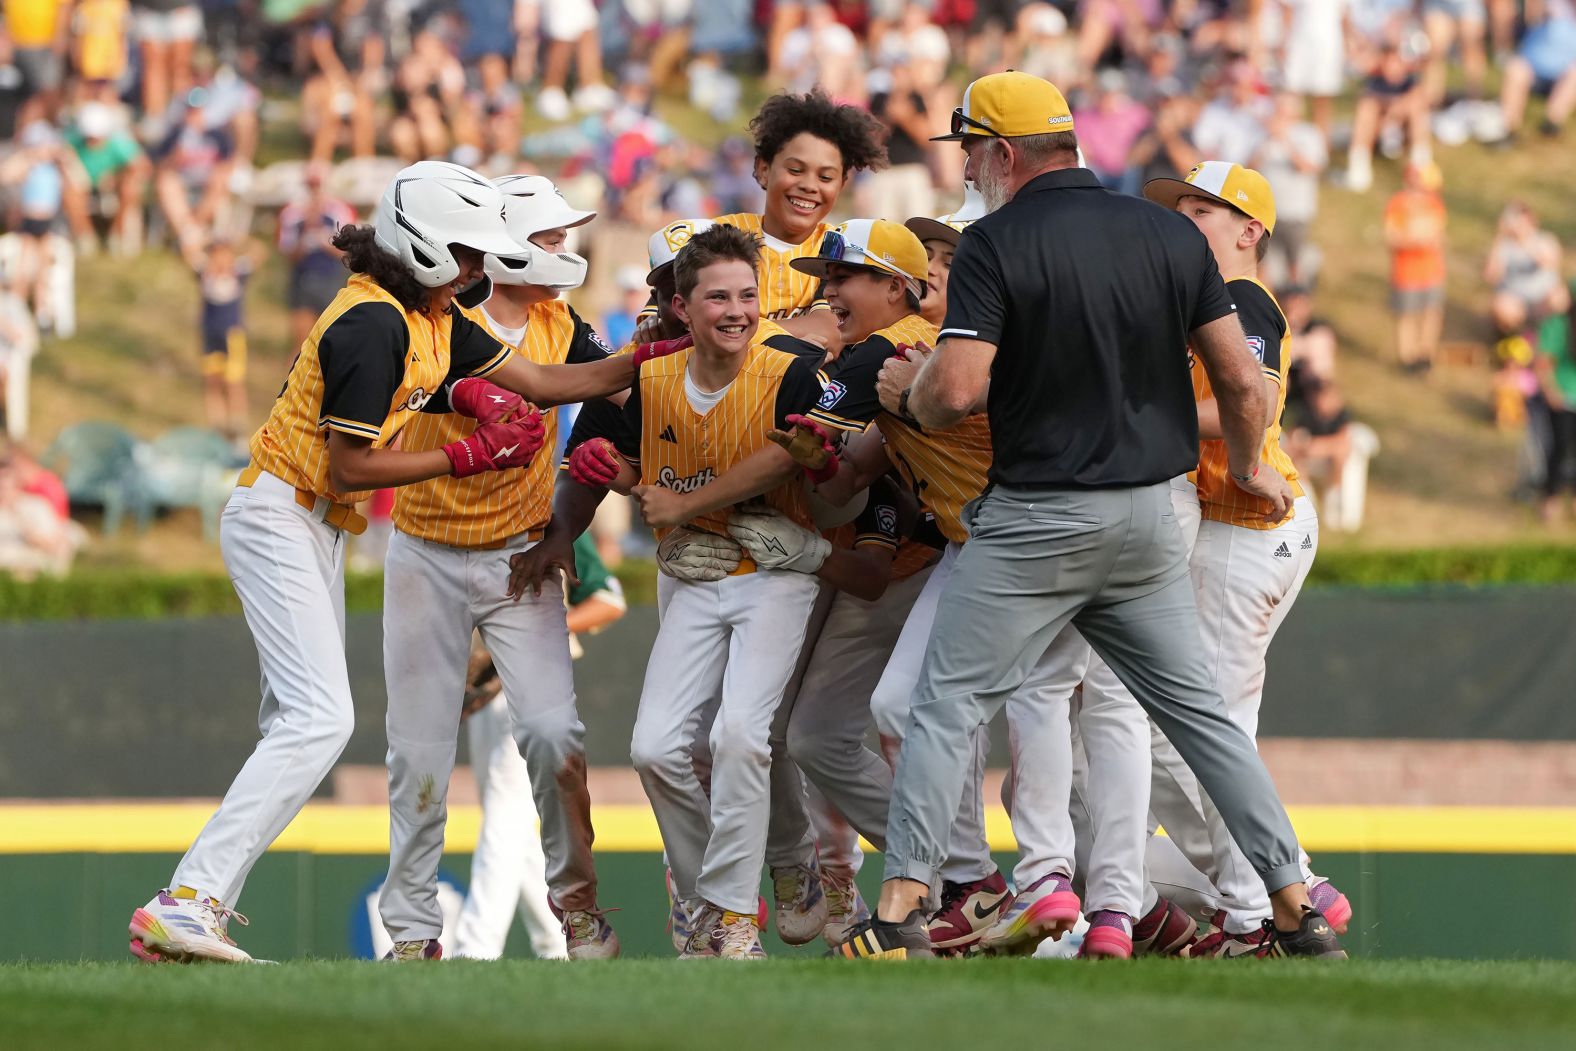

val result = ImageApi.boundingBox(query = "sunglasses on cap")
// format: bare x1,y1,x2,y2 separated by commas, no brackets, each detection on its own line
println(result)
948,108,1002,139
817,230,869,264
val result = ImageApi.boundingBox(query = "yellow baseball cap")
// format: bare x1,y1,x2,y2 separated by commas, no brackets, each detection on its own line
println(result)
646,218,716,284
905,181,987,248
931,70,1075,141
1143,161,1277,235
790,219,928,296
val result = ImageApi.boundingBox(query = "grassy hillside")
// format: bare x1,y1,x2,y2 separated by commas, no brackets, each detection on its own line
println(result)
28,89,1576,573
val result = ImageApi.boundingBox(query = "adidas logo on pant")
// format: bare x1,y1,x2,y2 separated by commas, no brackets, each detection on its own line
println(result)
1273,542,1292,558
1301,534,1313,550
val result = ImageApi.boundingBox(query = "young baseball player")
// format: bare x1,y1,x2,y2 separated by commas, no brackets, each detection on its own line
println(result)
589,224,830,959
378,175,628,962
128,160,660,965
634,90,888,355
453,532,627,960
1143,162,1351,955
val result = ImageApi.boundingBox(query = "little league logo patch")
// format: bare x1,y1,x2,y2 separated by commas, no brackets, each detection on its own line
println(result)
589,329,612,355
818,380,848,411
663,223,695,252
874,505,898,535
1246,336,1266,363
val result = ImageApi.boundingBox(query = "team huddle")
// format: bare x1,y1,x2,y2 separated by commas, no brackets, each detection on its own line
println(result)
127,72,1350,965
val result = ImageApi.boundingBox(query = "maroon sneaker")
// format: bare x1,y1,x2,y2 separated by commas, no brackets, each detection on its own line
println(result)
1132,896,1199,956
926,871,1013,955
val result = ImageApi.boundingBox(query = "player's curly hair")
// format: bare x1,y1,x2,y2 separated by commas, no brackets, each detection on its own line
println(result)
673,224,761,299
332,225,430,312
749,90,888,174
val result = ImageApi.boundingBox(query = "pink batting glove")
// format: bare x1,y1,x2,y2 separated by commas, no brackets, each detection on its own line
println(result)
567,437,623,487
443,413,545,478
632,333,694,368
449,377,526,424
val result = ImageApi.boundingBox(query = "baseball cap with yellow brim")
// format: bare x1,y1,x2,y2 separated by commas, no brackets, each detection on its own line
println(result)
931,70,1075,142
646,218,716,285
1143,161,1277,236
905,181,987,248
789,219,928,297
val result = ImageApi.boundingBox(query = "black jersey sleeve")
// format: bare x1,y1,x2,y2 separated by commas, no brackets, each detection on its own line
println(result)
318,301,409,439
446,308,514,380
566,307,615,364
612,382,642,464
804,334,898,432
773,353,828,431
1228,280,1288,380
852,474,902,552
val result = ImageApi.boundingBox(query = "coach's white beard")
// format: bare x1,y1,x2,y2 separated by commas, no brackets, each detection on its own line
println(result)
977,149,1012,214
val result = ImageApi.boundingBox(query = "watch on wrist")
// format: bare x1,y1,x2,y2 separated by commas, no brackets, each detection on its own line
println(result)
1231,463,1259,484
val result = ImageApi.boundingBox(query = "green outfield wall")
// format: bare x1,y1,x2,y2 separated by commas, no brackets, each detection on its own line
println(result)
7,848,1576,962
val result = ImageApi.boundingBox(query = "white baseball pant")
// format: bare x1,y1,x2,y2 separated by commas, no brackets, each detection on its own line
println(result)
869,544,995,884
630,569,821,915
380,529,597,943
450,694,569,960
1148,494,1320,933
171,471,355,907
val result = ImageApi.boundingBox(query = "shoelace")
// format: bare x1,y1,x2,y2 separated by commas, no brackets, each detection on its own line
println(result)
772,866,812,907
561,906,620,940
821,870,857,919
717,914,759,955
197,899,249,943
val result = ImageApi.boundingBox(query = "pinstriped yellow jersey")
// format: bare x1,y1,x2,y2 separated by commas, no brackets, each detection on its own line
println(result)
805,313,940,433
614,338,824,569
641,214,832,322
391,300,610,546
248,274,512,505
880,413,993,545
1191,276,1303,529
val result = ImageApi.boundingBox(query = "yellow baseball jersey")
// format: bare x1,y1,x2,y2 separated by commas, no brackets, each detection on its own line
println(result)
642,213,833,322
392,300,612,547
804,314,940,434
1191,276,1303,529
612,338,824,566
879,413,993,545
249,274,513,505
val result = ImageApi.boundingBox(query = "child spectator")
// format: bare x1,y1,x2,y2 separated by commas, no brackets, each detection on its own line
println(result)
65,101,148,255
277,162,354,353
1485,201,1567,338
1384,161,1447,373
186,236,257,441
1346,35,1431,192
0,121,85,333
1534,289,1576,521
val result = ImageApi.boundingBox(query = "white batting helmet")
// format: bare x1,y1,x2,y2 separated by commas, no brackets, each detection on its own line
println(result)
373,160,521,290
484,174,596,292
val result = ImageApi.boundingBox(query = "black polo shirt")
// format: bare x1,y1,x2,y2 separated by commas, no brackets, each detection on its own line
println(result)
941,167,1237,489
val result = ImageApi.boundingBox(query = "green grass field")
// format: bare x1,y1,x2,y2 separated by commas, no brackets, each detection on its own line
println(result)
5,959,1575,1050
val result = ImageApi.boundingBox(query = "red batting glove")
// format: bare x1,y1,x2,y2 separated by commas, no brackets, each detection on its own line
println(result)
443,413,546,478
783,414,840,485
632,333,694,368
449,377,525,424
567,437,622,487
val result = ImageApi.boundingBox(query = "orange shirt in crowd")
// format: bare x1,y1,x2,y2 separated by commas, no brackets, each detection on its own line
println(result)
1384,188,1447,291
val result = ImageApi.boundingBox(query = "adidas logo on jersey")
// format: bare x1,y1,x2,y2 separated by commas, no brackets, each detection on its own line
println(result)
1301,534,1313,550
1273,542,1292,558
659,425,677,443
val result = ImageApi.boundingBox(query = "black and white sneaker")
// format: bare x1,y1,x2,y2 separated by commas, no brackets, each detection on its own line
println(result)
1263,907,1348,960
828,909,934,960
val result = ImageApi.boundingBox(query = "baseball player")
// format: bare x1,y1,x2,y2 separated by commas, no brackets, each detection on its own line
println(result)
587,224,830,958
453,532,627,960
378,175,629,962
634,90,888,354
1141,162,1350,955
127,160,663,965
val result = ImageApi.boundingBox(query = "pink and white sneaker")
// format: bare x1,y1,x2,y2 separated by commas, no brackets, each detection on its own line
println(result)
129,890,253,964
1308,878,1353,935
979,872,1081,955
1077,910,1134,959
926,870,1013,955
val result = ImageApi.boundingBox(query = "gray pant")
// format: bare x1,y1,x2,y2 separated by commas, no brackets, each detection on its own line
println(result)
884,483,1303,899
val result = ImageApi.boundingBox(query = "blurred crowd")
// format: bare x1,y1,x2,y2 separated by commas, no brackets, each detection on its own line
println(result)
1,0,1575,579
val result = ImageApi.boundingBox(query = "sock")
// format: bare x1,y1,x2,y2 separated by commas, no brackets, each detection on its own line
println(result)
172,886,200,900
1087,910,1133,936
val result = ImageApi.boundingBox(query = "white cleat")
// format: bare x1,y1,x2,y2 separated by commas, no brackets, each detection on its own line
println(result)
771,857,828,946
129,891,254,964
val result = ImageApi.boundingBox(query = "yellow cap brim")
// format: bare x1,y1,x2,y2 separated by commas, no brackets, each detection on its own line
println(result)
1142,176,1273,236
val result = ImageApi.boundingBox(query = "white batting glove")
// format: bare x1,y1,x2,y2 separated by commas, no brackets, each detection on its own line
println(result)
726,507,831,574
656,526,743,582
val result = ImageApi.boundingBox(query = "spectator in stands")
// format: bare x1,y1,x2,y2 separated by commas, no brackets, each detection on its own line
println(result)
862,56,935,222
533,0,614,122
1495,0,1576,141
1535,289,1576,521
153,87,234,253
0,450,74,577
0,277,39,440
72,0,131,105
0,121,85,334
1422,0,1488,106
186,235,256,442
1485,201,1567,338
1282,284,1339,398
1347,35,1431,192
710,135,764,215
1074,66,1150,192
1253,93,1326,286
3,0,70,122
1076,0,1161,73
1015,4,1081,89
300,0,384,164
1286,377,1354,497
470,51,522,171
388,24,475,162
190,48,258,172
1384,161,1447,374
277,162,353,353
65,100,147,256
1278,0,1349,143
7,441,65,515
1127,80,1200,185
132,0,204,137
1192,59,1269,166
777,2,864,103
